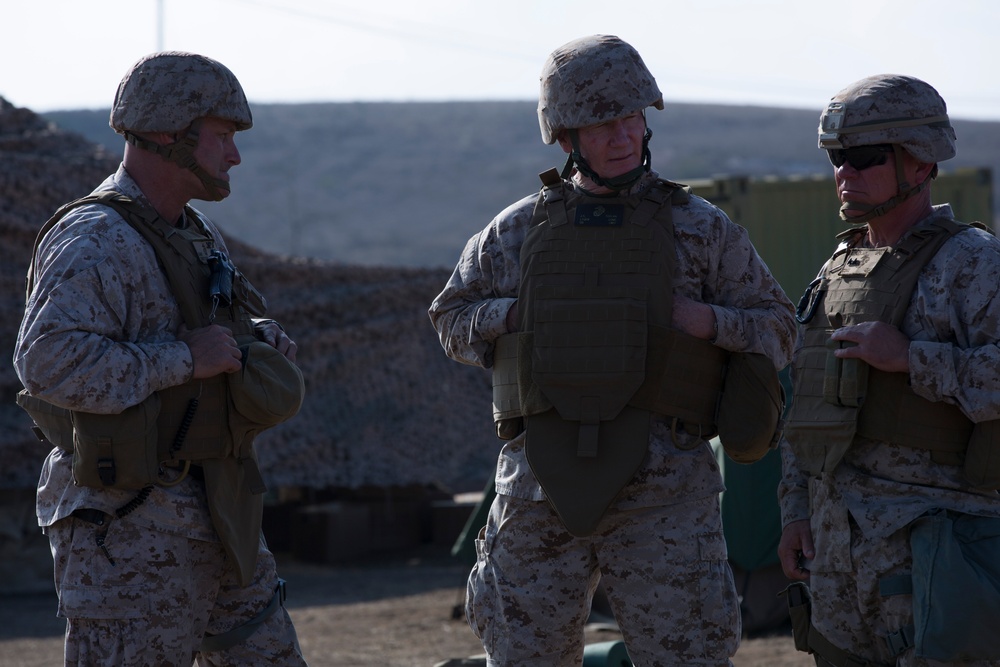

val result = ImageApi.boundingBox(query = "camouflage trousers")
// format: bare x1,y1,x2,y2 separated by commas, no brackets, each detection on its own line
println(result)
809,515,1000,667
47,511,306,666
466,493,740,667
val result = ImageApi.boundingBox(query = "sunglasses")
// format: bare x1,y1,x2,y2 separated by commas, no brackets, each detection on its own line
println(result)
827,144,894,170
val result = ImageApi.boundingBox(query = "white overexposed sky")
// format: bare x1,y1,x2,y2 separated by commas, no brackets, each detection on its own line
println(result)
2,0,998,120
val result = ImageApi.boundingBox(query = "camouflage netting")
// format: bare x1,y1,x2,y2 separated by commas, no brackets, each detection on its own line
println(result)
0,97,499,493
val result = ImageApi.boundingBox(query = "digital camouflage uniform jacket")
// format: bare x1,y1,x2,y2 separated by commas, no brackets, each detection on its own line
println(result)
16,165,221,542
778,205,1000,561
429,171,796,508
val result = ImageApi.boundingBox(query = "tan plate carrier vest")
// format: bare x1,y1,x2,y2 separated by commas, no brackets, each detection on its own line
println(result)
784,217,1000,487
495,170,730,536
17,191,276,585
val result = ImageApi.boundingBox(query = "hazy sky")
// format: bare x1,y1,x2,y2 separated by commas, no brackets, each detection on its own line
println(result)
3,0,997,120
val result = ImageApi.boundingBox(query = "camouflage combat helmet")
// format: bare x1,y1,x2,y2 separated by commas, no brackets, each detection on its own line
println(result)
537,34,662,145
818,74,955,222
110,51,252,201
818,74,955,163
538,35,662,190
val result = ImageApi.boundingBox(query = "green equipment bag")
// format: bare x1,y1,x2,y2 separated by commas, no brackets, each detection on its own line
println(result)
910,510,1000,661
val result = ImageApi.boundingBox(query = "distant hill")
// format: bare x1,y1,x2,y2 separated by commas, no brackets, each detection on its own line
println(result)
44,101,1000,269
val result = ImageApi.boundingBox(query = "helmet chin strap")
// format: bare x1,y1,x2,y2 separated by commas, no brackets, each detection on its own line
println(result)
123,121,230,202
839,145,932,223
561,127,653,192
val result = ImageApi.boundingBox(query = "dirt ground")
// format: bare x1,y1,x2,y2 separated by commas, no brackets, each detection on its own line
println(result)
0,545,813,667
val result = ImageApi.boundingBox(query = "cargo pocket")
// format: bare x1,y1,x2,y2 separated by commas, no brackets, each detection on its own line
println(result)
808,477,852,573
697,531,741,656
466,524,498,652
58,583,150,620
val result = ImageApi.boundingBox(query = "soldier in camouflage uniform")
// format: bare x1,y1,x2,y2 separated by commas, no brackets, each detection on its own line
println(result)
429,35,795,666
14,52,306,666
778,74,1000,666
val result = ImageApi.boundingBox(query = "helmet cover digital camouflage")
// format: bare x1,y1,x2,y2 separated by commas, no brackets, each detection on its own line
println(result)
110,51,253,135
818,74,955,163
537,35,663,145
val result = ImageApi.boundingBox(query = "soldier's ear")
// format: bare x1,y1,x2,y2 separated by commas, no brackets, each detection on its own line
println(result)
556,131,572,154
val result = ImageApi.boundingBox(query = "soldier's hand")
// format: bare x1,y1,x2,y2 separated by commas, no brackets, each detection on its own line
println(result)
778,519,814,581
179,324,243,379
672,295,716,341
505,302,519,333
830,321,910,373
257,321,298,362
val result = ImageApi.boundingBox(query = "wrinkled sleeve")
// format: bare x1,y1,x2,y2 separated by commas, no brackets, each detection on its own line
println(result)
428,198,533,368
907,230,1000,422
777,433,811,528
691,205,797,369
14,209,192,414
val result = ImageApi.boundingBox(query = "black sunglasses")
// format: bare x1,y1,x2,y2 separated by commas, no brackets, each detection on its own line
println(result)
827,144,894,170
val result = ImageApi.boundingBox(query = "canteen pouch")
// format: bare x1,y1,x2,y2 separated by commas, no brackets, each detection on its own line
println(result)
963,419,1000,490
70,393,162,490
910,510,1000,660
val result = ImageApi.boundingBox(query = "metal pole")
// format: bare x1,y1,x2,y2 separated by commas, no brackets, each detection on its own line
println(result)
156,0,164,51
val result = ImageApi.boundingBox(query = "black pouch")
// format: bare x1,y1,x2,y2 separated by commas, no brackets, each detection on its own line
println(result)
780,581,812,653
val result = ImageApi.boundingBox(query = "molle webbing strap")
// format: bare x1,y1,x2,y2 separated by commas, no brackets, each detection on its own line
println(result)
807,626,890,667
97,192,208,328
540,182,569,229
200,579,286,653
